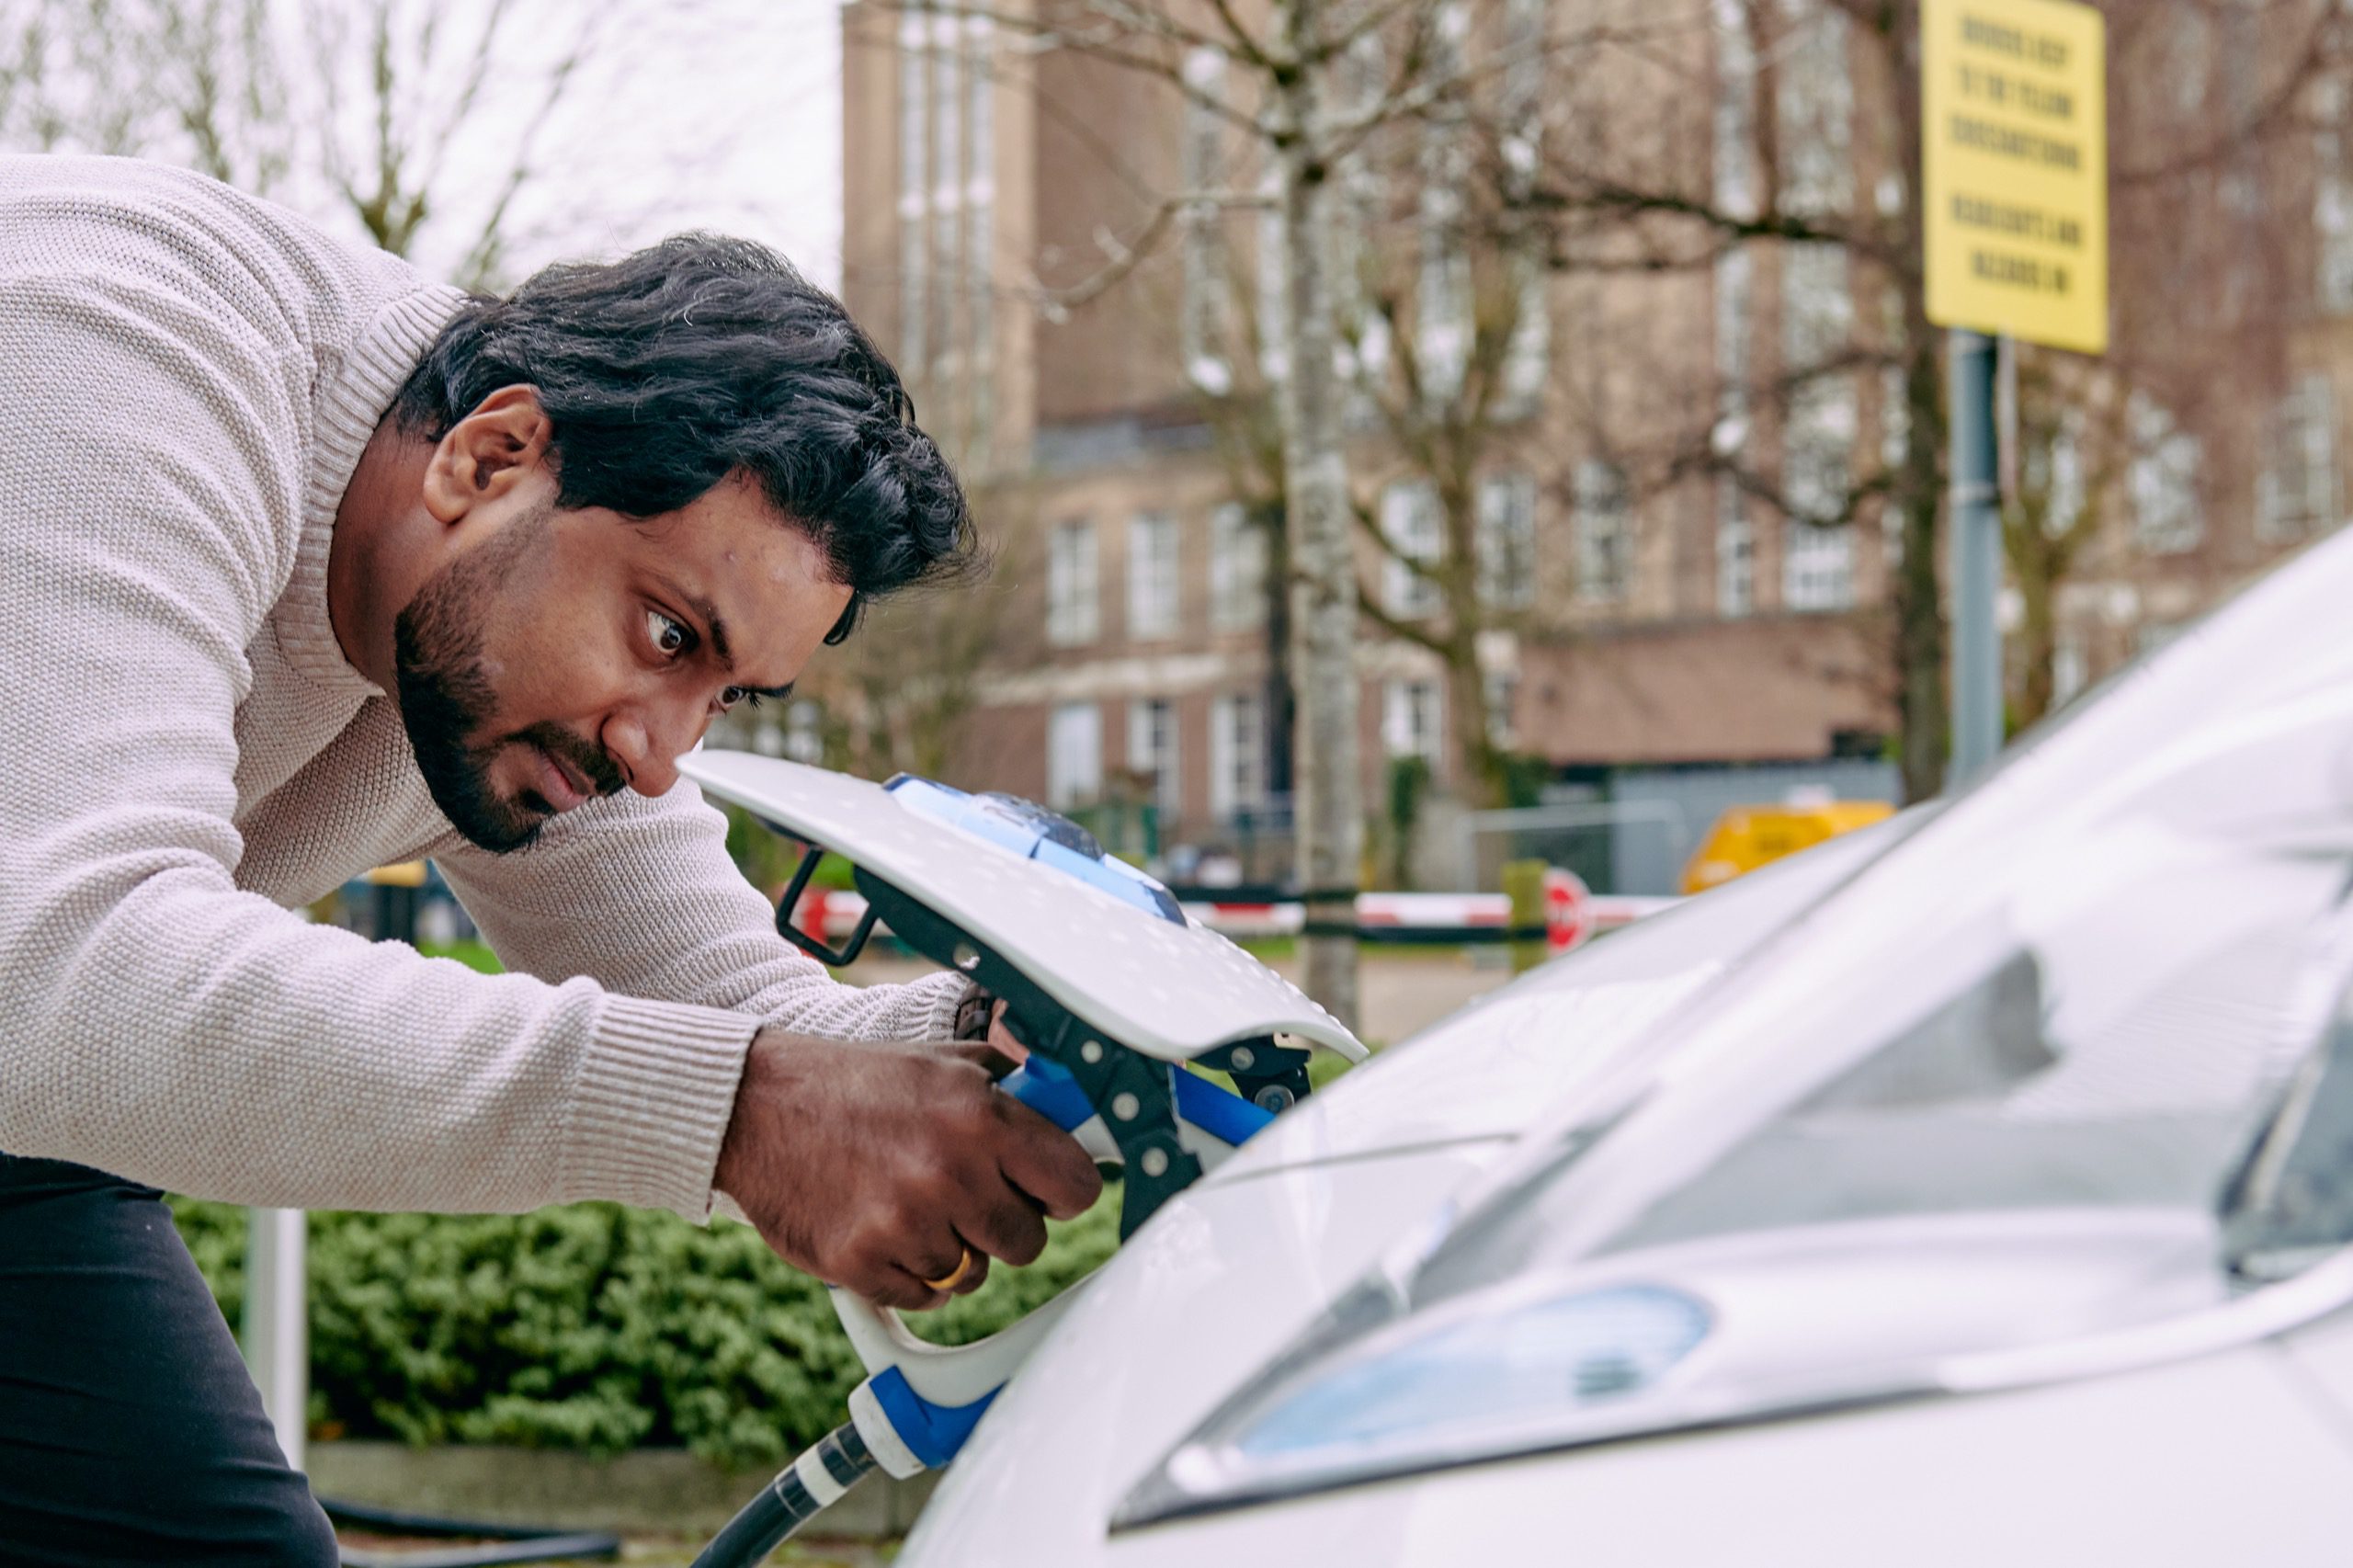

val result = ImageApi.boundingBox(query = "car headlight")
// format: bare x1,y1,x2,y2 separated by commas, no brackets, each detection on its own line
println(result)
1225,1282,1711,1461
1122,535,2353,1528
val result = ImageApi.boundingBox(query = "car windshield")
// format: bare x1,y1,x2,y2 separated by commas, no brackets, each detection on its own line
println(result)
1412,531,2353,1298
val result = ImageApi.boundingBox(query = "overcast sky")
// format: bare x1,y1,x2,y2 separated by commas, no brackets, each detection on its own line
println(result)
437,0,848,291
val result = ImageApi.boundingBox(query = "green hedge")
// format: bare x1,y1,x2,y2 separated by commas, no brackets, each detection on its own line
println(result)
170,1192,1120,1471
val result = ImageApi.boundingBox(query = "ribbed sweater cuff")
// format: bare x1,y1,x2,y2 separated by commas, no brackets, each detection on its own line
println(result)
922,972,974,1041
566,994,758,1221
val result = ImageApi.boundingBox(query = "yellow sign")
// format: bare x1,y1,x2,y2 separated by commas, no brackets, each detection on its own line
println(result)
1923,0,2107,354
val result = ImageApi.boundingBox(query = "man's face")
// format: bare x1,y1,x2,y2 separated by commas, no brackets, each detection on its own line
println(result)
394,474,852,853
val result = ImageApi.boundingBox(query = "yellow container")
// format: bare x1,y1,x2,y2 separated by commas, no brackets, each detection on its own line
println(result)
1679,801,1895,895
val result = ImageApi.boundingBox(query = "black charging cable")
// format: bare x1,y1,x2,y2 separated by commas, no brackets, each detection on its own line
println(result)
322,1494,620,1567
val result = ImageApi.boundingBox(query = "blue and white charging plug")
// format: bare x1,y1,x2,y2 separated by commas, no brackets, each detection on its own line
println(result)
691,1056,1274,1566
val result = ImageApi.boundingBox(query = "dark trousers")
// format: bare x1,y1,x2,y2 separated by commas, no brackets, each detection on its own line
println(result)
0,1153,338,1564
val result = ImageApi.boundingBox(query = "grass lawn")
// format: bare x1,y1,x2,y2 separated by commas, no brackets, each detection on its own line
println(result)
419,938,503,974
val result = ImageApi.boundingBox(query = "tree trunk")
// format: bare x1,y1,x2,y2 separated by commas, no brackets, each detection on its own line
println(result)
2014,546,2057,729
1256,498,1297,804
2007,517,2069,730
1273,0,1360,1029
1887,9,1949,803
1443,636,1501,812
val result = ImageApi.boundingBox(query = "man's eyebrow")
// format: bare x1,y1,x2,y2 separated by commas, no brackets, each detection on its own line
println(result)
670,582,792,699
684,591,734,668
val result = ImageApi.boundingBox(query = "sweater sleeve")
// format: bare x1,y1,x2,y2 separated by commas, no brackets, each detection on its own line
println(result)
0,273,755,1221
431,779,971,1047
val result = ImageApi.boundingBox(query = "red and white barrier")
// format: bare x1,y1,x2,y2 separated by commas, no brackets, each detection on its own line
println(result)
1179,887,1673,951
787,881,1677,951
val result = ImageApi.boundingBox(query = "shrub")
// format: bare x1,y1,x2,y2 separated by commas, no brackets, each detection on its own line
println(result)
168,1191,1120,1470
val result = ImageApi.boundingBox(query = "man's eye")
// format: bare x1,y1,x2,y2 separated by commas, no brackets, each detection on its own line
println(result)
716,686,748,712
647,609,690,657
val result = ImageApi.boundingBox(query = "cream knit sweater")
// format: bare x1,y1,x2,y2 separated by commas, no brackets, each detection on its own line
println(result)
0,155,964,1221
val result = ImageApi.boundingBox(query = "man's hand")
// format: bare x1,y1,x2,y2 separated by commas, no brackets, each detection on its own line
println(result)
714,1027,1103,1309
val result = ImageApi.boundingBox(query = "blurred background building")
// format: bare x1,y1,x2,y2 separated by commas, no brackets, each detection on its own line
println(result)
722,0,2353,895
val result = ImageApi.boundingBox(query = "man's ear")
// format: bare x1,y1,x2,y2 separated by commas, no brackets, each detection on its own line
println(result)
422,385,554,526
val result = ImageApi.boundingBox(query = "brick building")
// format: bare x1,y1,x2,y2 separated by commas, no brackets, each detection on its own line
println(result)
774,0,2353,887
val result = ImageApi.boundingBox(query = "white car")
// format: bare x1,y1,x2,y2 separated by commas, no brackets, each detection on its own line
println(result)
894,528,2353,1566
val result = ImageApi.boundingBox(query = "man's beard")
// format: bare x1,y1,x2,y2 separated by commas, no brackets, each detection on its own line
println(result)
392,504,622,853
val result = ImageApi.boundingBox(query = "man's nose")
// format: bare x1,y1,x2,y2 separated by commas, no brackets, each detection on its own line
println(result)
604,699,704,798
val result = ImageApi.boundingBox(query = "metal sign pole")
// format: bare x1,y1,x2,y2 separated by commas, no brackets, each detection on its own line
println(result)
242,1206,309,1471
1948,327,2003,785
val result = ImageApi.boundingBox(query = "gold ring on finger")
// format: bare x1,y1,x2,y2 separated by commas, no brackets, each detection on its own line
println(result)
922,1244,974,1293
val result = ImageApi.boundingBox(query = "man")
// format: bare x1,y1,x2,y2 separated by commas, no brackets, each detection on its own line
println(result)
0,155,1100,1562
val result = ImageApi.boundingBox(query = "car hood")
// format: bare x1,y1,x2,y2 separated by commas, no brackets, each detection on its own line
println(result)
1202,814,1908,1183
897,1138,1495,1565
895,821,1914,1564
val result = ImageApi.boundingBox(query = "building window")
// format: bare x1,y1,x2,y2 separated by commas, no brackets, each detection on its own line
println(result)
1047,702,1102,809
1382,678,1443,766
897,6,996,441
1334,28,1389,404
1782,68,1853,534
1415,1,1472,400
1776,1,1853,217
1497,257,1550,414
1209,690,1265,822
2028,415,2088,537
1209,503,1266,631
965,15,997,449
1180,46,1232,393
1047,520,1098,646
898,24,929,370
1127,699,1181,822
2166,6,2211,114
1483,666,1518,749
1783,243,1856,525
2052,633,2088,710
784,699,824,765
1879,334,1909,473
2321,78,2353,315
1476,472,1537,609
1495,0,1548,411
1574,459,1631,604
2131,394,2204,554
1717,482,1755,617
1783,519,1854,612
1127,513,1181,641
1381,480,1444,619
1256,170,1289,383
2256,373,2338,541
967,195,995,446
1712,0,1758,221
930,205,961,380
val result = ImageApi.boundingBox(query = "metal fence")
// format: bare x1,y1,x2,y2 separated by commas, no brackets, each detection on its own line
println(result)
1458,759,1904,895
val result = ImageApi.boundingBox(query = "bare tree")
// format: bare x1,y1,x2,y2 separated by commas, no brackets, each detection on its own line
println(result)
1347,175,1553,808
1999,2,2348,728
302,0,605,284
2000,345,2118,727
922,0,1617,1021
794,542,1016,782
1186,131,1554,820
0,0,606,283
1524,0,1944,797
1527,0,2351,800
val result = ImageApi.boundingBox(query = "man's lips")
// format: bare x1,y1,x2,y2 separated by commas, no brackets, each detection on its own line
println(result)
530,742,591,813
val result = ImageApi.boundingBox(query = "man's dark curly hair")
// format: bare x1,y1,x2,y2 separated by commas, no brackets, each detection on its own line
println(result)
392,233,976,644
